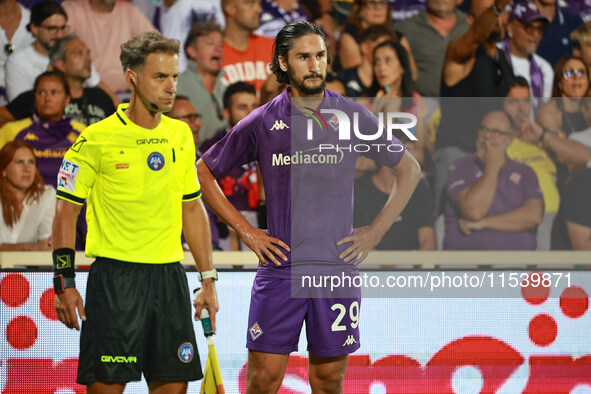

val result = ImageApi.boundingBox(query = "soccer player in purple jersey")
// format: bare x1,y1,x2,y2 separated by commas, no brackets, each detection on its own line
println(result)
198,21,421,393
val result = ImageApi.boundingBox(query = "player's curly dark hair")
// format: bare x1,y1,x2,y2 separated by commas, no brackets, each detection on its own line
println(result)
270,21,332,85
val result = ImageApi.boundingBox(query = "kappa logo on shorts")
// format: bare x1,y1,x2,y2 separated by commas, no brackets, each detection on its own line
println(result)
249,322,263,340
147,152,165,171
178,342,194,363
342,335,357,346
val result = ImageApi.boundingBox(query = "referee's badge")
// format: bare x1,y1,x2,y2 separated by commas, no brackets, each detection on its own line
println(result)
147,152,165,171
178,342,194,363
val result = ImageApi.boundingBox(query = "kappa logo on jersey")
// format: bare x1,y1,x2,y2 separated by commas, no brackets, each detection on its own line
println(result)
178,342,194,363
342,335,357,346
270,120,289,131
249,322,263,340
57,159,80,192
147,152,165,171
23,133,39,141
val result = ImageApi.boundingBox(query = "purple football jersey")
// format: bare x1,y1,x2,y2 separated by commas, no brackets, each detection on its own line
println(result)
201,88,405,278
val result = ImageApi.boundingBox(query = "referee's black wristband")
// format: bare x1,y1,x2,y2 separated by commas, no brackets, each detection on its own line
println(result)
52,248,75,278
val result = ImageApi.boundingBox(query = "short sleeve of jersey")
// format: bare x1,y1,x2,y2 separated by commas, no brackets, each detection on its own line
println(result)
180,124,201,201
56,131,99,205
446,156,476,202
200,110,260,177
563,170,591,227
518,163,544,203
356,104,406,167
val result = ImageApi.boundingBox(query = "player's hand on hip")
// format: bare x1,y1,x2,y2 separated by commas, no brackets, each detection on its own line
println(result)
193,281,219,334
337,226,380,265
239,226,290,266
55,288,86,331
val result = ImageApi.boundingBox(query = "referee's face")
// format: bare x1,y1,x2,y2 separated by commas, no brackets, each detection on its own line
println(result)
137,52,179,112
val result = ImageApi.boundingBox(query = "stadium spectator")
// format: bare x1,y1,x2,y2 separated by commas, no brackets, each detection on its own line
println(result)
395,0,470,97
62,0,154,95
534,55,591,175
443,110,543,250
354,133,435,250
337,25,393,97
372,40,430,164
138,0,226,73
338,0,417,79
434,0,514,213
221,0,275,93
533,0,583,66
177,23,228,143
503,77,559,250
255,0,312,38
0,71,85,187
571,22,591,73
0,35,115,127
391,0,427,21
551,168,591,250
168,95,203,148
0,0,34,104
0,140,55,251
168,95,225,251
499,1,553,103
200,82,259,251
5,2,101,103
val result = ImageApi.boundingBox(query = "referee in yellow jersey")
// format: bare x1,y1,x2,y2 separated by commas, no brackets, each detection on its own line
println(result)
52,31,218,394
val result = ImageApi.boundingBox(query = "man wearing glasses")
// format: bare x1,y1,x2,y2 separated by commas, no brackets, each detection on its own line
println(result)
5,1,101,101
499,1,553,106
443,110,544,250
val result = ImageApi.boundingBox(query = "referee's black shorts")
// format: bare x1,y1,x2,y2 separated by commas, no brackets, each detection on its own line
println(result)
77,258,203,385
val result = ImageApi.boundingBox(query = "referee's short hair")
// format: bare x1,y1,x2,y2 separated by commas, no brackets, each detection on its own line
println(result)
120,31,180,72
270,21,331,85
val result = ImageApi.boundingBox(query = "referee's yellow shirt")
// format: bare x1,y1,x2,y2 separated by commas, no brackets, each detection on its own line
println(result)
56,104,201,264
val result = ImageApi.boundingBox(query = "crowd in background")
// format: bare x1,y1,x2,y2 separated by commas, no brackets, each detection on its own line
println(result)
0,0,589,252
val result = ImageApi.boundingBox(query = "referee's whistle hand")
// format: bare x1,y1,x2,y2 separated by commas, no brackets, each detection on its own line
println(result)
55,288,86,331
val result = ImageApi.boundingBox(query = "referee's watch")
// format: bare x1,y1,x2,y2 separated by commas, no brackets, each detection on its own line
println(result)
197,268,218,281
53,275,76,294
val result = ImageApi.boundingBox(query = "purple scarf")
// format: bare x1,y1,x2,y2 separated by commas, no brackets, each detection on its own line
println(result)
501,39,543,108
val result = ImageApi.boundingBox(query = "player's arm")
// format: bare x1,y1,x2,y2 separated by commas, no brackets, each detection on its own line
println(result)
52,199,85,330
338,151,421,263
182,197,219,333
197,159,290,265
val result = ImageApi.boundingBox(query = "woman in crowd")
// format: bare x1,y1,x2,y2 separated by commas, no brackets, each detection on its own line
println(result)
338,0,417,80
0,70,85,187
0,140,55,251
372,40,430,164
532,55,591,175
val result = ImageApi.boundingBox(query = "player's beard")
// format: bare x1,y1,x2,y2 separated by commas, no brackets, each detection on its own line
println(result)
288,66,326,95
